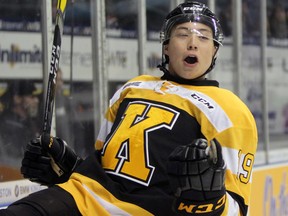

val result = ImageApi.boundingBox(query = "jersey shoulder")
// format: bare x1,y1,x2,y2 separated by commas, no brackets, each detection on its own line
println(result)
127,75,161,82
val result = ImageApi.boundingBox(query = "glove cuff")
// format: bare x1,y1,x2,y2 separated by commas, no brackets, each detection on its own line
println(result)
173,193,226,216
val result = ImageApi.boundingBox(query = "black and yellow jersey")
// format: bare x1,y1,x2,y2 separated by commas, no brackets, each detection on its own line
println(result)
59,74,258,216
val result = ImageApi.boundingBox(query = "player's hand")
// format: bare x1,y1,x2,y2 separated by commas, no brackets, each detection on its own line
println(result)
21,133,82,186
167,138,226,216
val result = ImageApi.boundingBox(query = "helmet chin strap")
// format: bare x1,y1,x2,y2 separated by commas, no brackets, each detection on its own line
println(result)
158,47,219,81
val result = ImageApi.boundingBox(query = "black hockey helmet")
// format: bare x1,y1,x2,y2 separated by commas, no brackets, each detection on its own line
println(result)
158,1,224,78
160,1,224,46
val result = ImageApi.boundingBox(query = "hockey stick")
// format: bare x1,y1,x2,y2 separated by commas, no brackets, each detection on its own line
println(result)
43,0,67,134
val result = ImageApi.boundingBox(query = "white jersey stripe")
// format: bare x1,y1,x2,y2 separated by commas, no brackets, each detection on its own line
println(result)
83,184,132,216
223,147,253,183
110,80,233,133
227,193,240,215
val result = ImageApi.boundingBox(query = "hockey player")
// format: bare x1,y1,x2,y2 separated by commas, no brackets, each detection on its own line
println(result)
1,1,257,215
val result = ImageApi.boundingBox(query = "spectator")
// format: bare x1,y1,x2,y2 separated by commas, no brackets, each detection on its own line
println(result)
218,0,260,39
0,80,41,166
218,2,232,37
242,0,259,38
268,3,288,39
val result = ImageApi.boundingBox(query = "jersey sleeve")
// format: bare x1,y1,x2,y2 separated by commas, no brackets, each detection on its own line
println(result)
199,88,258,215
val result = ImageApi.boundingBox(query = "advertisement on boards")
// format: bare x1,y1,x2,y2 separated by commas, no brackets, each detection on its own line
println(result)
1,32,288,135
249,164,288,215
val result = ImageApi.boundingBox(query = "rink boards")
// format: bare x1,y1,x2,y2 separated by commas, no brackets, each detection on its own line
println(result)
0,162,288,214
0,179,46,209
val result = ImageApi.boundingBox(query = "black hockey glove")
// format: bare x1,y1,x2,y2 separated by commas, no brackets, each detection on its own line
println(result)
21,133,82,186
167,138,226,216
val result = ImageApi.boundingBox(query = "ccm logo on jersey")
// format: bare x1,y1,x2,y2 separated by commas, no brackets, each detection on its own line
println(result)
191,93,215,110
177,195,226,214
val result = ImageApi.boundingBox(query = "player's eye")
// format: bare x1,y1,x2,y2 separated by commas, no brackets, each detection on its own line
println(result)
197,35,210,40
175,30,189,38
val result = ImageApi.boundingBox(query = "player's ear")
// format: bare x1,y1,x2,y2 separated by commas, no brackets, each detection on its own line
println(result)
213,46,218,55
164,45,169,55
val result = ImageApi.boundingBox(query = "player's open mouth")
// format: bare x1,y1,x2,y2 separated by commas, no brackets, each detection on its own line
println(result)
184,56,198,64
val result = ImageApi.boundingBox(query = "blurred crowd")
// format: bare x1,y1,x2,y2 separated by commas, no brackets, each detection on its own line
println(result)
0,73,95,181
104,0,288,40
0,0,287,39
218,0,288,39
0,80,42,171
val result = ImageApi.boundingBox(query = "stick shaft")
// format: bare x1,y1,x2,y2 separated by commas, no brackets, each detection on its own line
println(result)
43,0,67,134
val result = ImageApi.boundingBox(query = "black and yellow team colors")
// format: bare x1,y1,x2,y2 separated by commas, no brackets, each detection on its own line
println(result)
0,1,257,216
58,74,257,215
